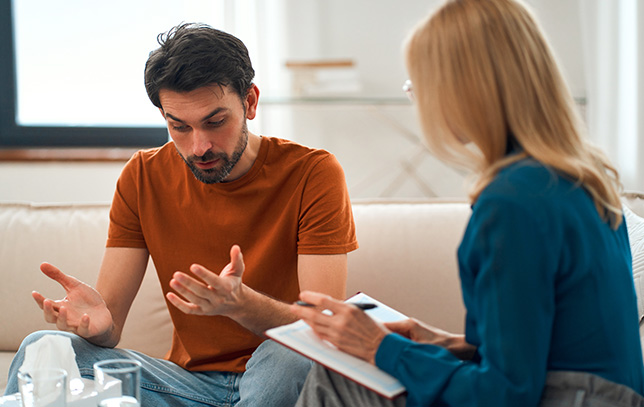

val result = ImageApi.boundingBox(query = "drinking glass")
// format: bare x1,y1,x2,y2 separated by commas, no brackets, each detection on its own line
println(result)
17,368,67,407
94,359,141,407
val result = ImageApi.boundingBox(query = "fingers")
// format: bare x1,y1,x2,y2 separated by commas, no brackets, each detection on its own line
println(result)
76,314,91,337
36,293,87,335
299,291,345,313
221,245,244,278
170,270,213,299
40,263,79,292
384,319,415,336
167,246,245,316
166,292,202,314
291,292,332,329
173,245,244,298
33,292,62,314
291,292,389,363
51,306,89,336
292,291,362,331
37,293,72,329
42,299,60,324
32,291,46,310
55,306,78,333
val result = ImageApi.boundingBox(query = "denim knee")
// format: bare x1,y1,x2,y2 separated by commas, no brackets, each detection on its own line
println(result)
247,339,312,375
237,340,313,407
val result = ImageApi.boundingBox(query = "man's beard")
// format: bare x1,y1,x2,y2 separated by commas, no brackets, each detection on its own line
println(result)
178,123,249,184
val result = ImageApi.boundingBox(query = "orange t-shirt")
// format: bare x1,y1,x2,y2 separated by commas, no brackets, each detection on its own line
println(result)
106,136,358,372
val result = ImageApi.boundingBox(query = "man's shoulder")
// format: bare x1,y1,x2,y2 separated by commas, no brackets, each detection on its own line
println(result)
265,136,329,156
131,142,175,161
123,142,178,170
263,136,336,168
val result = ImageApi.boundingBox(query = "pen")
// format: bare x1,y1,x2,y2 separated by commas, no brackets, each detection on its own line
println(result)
295,300,378,310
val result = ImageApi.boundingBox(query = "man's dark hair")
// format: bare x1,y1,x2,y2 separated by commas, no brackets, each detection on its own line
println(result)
144,23,255,109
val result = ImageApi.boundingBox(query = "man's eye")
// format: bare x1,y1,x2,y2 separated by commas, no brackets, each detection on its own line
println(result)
208,119,225,127
172,125,189,132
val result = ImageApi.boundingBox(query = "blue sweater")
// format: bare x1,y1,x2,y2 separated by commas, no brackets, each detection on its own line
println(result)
375,159,644,406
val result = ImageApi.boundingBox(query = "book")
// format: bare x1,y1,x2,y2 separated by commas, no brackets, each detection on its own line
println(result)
265,292,408,399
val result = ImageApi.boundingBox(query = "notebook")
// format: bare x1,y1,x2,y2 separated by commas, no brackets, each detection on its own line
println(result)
265,292,408,399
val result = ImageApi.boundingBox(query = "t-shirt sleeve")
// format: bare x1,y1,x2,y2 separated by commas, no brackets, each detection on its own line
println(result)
376,196,557,406
297,153,358,255
106,152,147,249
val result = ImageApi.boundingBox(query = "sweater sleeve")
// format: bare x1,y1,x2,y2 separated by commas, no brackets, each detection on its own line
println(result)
375,196,559,407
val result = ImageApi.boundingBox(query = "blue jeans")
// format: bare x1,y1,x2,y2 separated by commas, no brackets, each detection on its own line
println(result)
5,331,312,407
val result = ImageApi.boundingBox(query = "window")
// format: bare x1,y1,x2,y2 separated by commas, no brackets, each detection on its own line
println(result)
0,0,242,148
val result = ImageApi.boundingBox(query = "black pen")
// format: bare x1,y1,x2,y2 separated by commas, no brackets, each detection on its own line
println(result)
295,300,378,310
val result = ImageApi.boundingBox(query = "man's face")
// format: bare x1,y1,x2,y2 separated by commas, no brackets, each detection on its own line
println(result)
159,85,249,184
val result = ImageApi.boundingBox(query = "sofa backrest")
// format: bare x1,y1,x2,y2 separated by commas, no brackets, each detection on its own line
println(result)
348,199,471,333
0,199,472,357
1,194,643,358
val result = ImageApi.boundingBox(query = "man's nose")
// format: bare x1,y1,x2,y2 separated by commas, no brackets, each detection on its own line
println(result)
192,129,213,157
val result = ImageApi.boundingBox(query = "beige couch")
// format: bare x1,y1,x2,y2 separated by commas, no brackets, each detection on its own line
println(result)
2,194,644,393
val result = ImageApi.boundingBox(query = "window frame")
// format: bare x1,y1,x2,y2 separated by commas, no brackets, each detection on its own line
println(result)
0,0,167,148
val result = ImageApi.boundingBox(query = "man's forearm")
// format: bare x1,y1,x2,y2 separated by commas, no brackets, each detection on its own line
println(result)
229,285,299,336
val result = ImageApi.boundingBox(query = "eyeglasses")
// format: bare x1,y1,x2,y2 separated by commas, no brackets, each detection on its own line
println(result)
402,79,413,101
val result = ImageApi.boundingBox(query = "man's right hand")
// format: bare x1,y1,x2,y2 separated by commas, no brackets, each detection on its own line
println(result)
32,262,114,340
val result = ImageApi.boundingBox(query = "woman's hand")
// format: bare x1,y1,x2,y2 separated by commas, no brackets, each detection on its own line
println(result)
290,291,391,364
385,318,477,360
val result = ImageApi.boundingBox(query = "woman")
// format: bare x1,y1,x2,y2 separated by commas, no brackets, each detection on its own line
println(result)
291,0,644,406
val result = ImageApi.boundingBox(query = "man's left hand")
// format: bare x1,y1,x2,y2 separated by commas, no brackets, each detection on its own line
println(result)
167,245,246,317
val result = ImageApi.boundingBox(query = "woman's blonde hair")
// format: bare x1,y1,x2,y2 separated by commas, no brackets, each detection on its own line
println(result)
405,0,623,227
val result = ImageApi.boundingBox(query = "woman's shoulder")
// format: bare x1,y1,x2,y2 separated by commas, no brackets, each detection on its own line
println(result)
479,158,581,209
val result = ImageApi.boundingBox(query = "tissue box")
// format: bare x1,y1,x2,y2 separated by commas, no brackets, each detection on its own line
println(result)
17,334,121,406
0,378,121,407
0,393,20,407
68,377,99,407
69,377,121,407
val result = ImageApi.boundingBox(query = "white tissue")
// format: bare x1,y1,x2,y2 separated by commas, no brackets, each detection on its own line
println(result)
19,334,100,406
19,334,81,381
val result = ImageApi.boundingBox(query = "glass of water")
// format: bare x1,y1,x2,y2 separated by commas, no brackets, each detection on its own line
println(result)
17,368,67,407
94,359,141,407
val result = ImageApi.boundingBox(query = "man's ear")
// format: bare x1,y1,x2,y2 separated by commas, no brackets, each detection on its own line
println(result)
244,84,260,120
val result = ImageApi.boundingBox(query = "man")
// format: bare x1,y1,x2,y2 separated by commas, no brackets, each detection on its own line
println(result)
4,23,357,406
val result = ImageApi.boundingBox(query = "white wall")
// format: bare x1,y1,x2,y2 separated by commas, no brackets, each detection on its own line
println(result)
0,0,593,203
283,0,436,98
281,0,586,100
527,0,586,98
0,162,124,203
